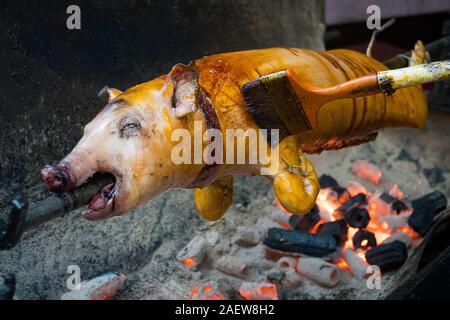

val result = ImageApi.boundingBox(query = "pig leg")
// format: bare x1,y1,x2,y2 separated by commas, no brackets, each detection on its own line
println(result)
194,176,233,221
272,135,319,215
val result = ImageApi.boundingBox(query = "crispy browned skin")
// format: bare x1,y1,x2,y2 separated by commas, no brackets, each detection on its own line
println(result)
41,48,427,221
192,48,426,218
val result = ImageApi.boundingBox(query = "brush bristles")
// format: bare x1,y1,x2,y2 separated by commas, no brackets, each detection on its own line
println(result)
241,77,291,145
241,70,311,145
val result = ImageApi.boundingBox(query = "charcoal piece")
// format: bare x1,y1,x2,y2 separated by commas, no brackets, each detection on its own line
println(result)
318,174,347,197
333,186,347,197
391,200,409,214
353,229,377,250
336,193,367,215
380,192,396,204
423,167,445,187
263,228,336,257
408,191,448,236
289,205,320,231
316,219,348,246
319,175,339,189
365,241,408,272
380,192,409,214
0,272,15,300
345,207,370,229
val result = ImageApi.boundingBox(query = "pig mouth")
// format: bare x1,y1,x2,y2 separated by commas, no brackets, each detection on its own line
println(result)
85,181,117,219
42,164,127,220
83,172,123,221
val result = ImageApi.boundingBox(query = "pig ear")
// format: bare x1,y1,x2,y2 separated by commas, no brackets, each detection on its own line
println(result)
161,63,198,118
98,86,123,102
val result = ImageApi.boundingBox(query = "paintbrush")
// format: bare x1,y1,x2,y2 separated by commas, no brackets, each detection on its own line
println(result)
241,60,450,142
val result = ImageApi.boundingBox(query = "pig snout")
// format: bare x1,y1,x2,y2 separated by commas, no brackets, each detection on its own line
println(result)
41,165,77,192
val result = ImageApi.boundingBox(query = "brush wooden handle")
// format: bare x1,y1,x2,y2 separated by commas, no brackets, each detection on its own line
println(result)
377,60,450,94
290,60,449,109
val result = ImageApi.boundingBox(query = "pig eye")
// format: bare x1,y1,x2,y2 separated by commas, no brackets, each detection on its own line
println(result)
120,122,141,131
123,122,139,130
119,121,141,138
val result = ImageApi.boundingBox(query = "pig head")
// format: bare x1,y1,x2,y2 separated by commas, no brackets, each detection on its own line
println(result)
41,64,206,220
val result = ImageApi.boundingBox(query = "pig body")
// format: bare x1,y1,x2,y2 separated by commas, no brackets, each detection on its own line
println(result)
41,48,427,221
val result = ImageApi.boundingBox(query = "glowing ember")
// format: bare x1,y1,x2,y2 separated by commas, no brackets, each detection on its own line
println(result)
239,282,278,300
316,188,341,221
356,249,366,262
268,172,422,285
351,160,382,184
190,282,227,300
346,181,368,197
335,257,352,274
389,184,404,200
183,257,196,267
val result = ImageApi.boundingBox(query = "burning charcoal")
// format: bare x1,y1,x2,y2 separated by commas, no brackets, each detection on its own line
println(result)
380,192,396,204
346,181,368,197
335,193,367,216
334,186,348,200
368,193,395,215
263,228,337,257
0,272,15,300
215,255,248,279
382,232,412,248
233,226,261,247
389,184,404,200
352,230,377,250
191,282,228,300
316,219,348,246
343,249,368,279
61,271,125,300
345,208,370,229
177,235,210,270
391,200,410,214
319,174,339,189
351,160,382,184
376,192,410,215
365,240,408,272
296,257,341,288
288,205,320,231
379,213,410,233
408,191,448,236
239,282,278,300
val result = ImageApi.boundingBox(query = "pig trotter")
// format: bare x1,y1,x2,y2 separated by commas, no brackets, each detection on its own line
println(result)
194,176,233,221
272,136,320,215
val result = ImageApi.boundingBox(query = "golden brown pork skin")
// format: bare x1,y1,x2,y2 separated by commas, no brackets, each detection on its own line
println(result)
41,48,427,221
